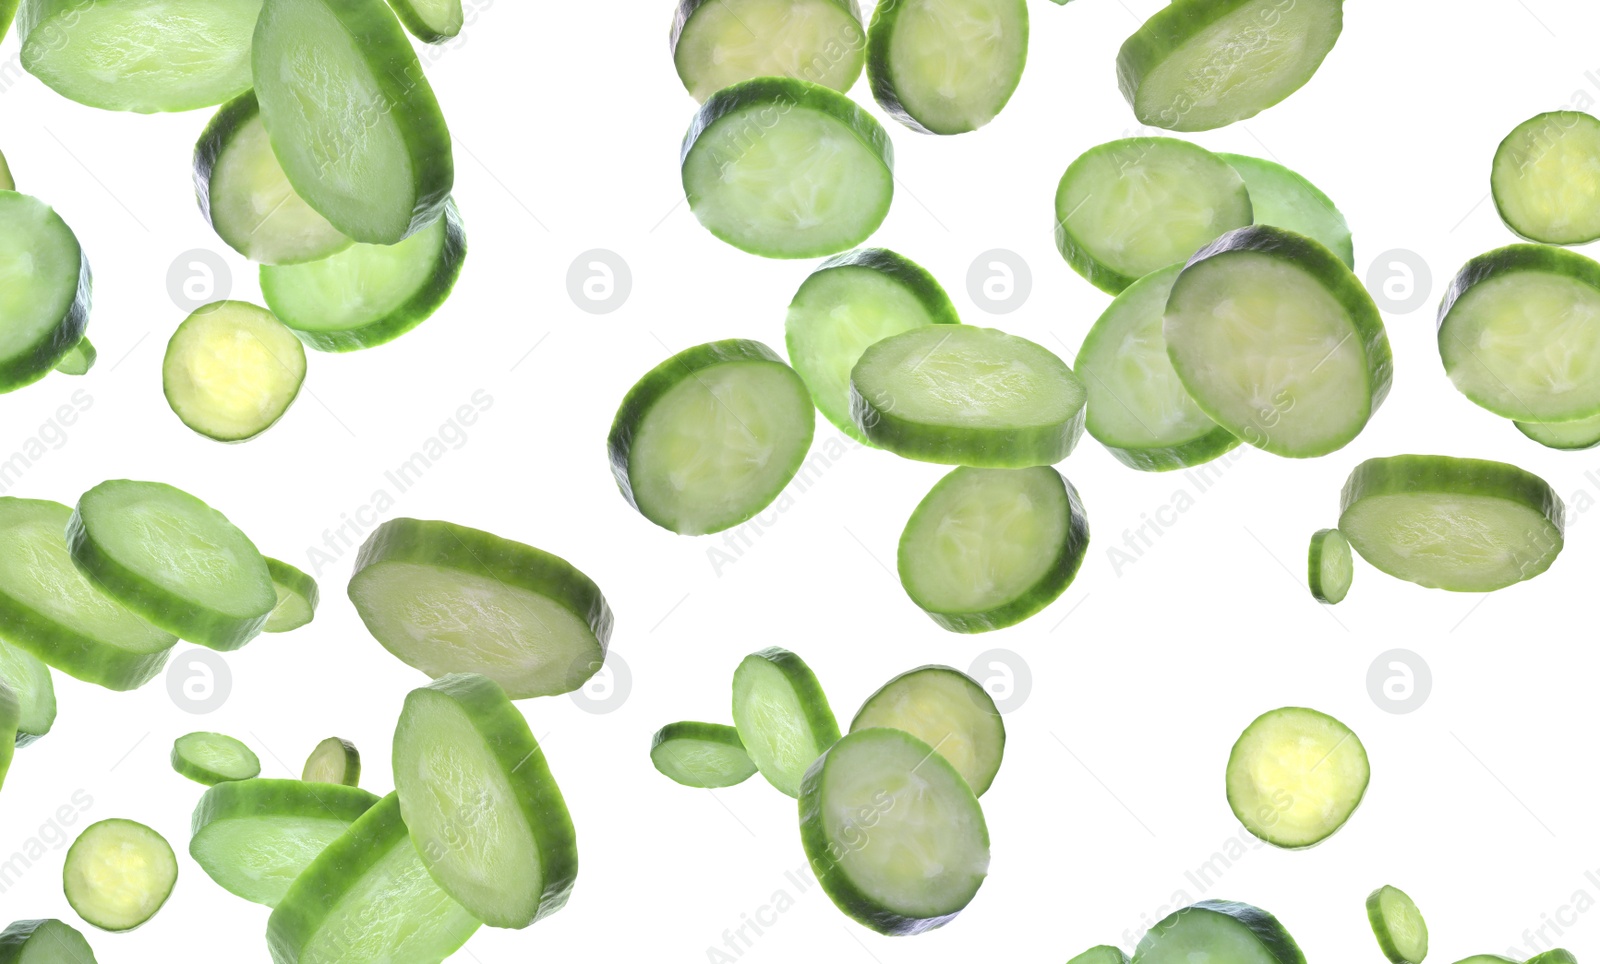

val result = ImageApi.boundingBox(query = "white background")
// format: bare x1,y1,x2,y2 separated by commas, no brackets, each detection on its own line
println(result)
0,0,1597,961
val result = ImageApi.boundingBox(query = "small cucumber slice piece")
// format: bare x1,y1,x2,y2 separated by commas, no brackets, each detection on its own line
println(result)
732,647,840,797
0,638,55,747
1219,153,1354,268
672,0,866,103
1134,900,1305,964
348,517,613,699
1307,528,1352,604
302,737,360,786
1526,952,1578,964
682,77,893,259
172,731,260,786
799,727,989,935
1492,112,1600,245
0,920,99,964
1072,947,1131,964
387,0,462,42
264,558,318,633
0,680,16,793
163,301,306,442
851,665,1005,795
1367,885,1428,964
0,149,12,191
63,819,177,932
68,480,275,651
609,339,815,535
0,191,91,392
54,337,96,376
1516,414,1600,451
866,0,1027,135
191,778,379,907
1227,706,1369,849
1339,455,1563,592
650,722,758,788
394,674,578,928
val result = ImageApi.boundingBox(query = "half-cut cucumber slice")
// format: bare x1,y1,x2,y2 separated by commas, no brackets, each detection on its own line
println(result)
1135,901,1305,964
1367,885,1428,964
800,727,989,935
672,0,866,103
1219,153,1354,268
682,77,893,259
68,480,275,651
264,558,318,633
866,0,1027,135
0,681,16,793
1117,0,1344,132
851,665,1004,795
388,0,462,42
1338,455,1564,592
302,737,360,786
1516,414,1600,451
1307,528,1351,604
609,339,815,535
1227,706,1369,849
54,338,95,376
172,731,260,786
63,819,177,932
1165,225,1392,458
0,919,98,964
1055,138,1252,294
732,647,840,797
0,639,54,748
163,301,306,442
651,722,758,788
1492,112,1600,245
0,192,91,392
347,517,613,699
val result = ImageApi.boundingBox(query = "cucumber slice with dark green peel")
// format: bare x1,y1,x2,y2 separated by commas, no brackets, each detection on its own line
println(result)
266,793,480,964
799,727,989,935
1452,957,1517,964
394,674,578,928
1219,154,1354,268
1516,415,1600,451
264,558,318,633
63,819,177,932
1492,112,1600,245
1526,952,1578,964
1227,706,1369,849
0,920,98,963
348,517,613,699
0,639,54,748
1307,528,1352,604
68,480,275,651
682,77,893,259
302,737,360,786
190,779,379,907
851,665,1004,795
163,300,306,442
252,0,453,245
732,647,840,797
0,499,176,691
0,681,16,793
1165,224,1392,458
1076,264,1240,472
786,248,962,444
1367,885,1428,964
172,731,261,786
650,722,758,788
1117,0,1344,132
0,150,12,191
609,339,816,535
54,338,95,376
672,0,866,103
1135,901,1305,964
866,0,1027,135
1339,455,1564,592
387,0,462,42
1072,947,1130,964
0,191,91,393
851,325,1086,467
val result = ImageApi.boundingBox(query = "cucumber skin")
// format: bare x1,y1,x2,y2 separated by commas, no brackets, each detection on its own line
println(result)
192,779,379,839
0,920,96,964
0,194,91,393
1,639,55,747
1339,455,1564,535
650,721,756,788
172,733,261,786
866,0,1028,136
387,0,462,43
1217,153,1355,269
734,647,841,797
1142,901,1307,964
1070,947,1129,964
0,0,14,50
54,337,96,375
1516,418,1600,451
797,247,963,327
303,737,361,785
1306,528,1349,604
0,680,16,793
1365,886,1427,964
265,557,319,632
1525,952,1577,964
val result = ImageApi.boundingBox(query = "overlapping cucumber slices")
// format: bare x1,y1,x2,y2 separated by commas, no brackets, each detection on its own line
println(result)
0,190,92,395
671,0,866,103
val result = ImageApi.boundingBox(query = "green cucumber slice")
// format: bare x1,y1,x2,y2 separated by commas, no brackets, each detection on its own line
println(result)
850,325,1086,466
1117,0,1344,132
265,558,319,633
671,0,866,103
1367,885,1428,964
0,499,176,691
1492,112,1600,245
1307,528,1352,604
0,680,16,793
252,0,453,244
54,338,95,376
1072,947,1131,964
1165,224,1392,458
1134,901,1305,964
0,639,55,747
1226,706,1369,849
609,339,815,535
347,517,613,699
266,793,480,964
650,722,758,788
785,248,961,444
1338,455,1564,592
1076,264,1240,471
162,300,306,442
732,647,841,797
387,0,462,42
302,737,360,786
394,673,578,928
0,191,91,392
0,150,12,191
68,480,275,651
850,665,1004,795
0,920,98,963
866,0,1028,135
1517,414,1600,450
1526,952,1578,964
172,731,260,786
1219,153,1354,268
1452,958,1518,964
63,819,177,932
799,727,989,935
190,778,379,907
682,77,893,259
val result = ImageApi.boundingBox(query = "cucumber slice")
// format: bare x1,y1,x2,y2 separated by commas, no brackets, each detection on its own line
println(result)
194,92,354,266
63,819,177,932
266,793,480,964
0,639,55,748
1072,947,1131,964
1134,900,1305,964
1226,706,1369,849
171,731,261,786
799,727,989,935
898,466,1089,633
0,150,12,191
1165,224,1392,458
0,680,16,793
394,673,578,928
387,0,462,42
650,722,758,788
1219,154,1354,268
1526,952,1578,964
1516,414,1600,451
0,499,176,691
850,665,1005,795
347,517,613,699
1117,0,1344,132
732,647,841,797
671,0,866,103
264,558,318,633
866,0,1028,135
1366,885,1428,964
54,338,95,376
1075,264,1241,471
1055,138,1253,294
302,737,360,786
18,0,260,113
260,200,467,352
0,920,98,963
1338,455,1564,592
162,300,307,442
785,248,962,444
609,339,815,535
68,480,275,651
190,778,379,907
252,0,453,244
850,325,1086,466
1307,528,1352,604
682,77,893,259
0,191,91,392
1492,112,1600,245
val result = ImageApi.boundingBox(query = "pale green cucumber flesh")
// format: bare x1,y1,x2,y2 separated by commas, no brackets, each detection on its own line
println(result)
302,737,360,785
867,0,1028,135
1219,153,1354,267
0,638,55,745
1226,707,1369,849
172,731,260,785
1307,528,1352,604
1134,901,1306,964
732,647,840,797
0,150,12,191
264,558,319,633
1517,413,1600,450
1367,885,1428,964
672,0,866,102
63,820,177,932
650,722,758,788
0,192,90,392
850,665,1004,794
1493,112,1600,245
0,919,99,963
163,301,306,442
54,337,96,376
